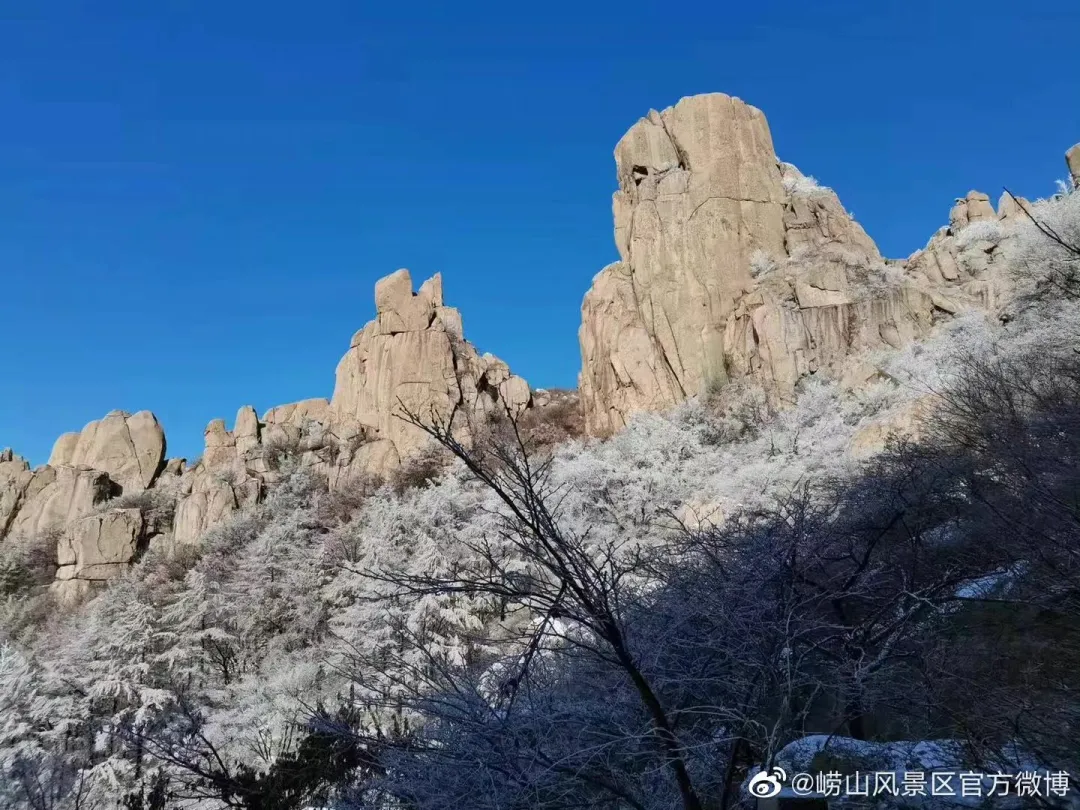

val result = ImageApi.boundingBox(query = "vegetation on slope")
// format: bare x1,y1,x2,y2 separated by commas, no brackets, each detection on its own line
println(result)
1,188,1078,809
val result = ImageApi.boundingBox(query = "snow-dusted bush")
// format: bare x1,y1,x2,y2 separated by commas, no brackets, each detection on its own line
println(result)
0,528,59,598
1005,184,1080,302
953,218,1006,249
387,440,452,493
4,279,1080,806
701,379,773,444
516,388,584,451
103,480,180,532
781,170,829,197
876,261,911,287
749,248,776,277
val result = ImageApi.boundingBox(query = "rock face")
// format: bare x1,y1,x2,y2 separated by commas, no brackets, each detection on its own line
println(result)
579,95,787,433
578,93,1017,435
3,409,165,598
6,465,116,541
56,509,144,582
1,449,37,539
48,410,166,492
1068,143,1080,189
170,409,263,547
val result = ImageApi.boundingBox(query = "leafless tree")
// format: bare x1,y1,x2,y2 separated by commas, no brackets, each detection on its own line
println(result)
349,400,713,810
337,401,994,809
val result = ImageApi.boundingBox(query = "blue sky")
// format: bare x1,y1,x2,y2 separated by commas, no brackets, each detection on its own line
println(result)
3,0,1078,465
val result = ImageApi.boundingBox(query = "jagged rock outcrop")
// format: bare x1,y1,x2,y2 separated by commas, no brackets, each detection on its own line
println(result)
905,182,1042,316
0,411,167,599
1,449,37,539
948,190,997,232
578,93,1018,435
6,465,117,541
578,94,786,434
263,398,331,438
1,269,531,593
56,508,144,583
167,269,532,545
169,407,271,547
1068,143,1080,189
8,94,1061,600
1,440,151,601
48,410,166,492
330,269,530,466
778,163,880,264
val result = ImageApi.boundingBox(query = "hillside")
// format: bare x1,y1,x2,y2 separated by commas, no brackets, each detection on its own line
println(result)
2,94,1079,809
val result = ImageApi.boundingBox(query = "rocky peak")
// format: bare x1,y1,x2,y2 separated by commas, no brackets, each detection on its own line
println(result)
578,92,1031,436
372,269,451,335
581,93,889,435
1,267,531,599
162,269,531,548
949,191,998,232
331,268,529,466
1068,143,1080,189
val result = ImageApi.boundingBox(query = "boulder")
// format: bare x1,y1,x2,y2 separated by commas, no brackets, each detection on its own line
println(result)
56,508,144,581
263,398,331,427
374,268,437,333
162,458,186,476
234,405,261,455
50,410,166,492
47,433,80,466
997,192,1033,223
173,476,240,547
949,191,996,232
203,418,237,468
7,465,116,541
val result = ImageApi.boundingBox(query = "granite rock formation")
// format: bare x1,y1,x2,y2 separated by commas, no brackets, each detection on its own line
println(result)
0,269,533,598
48,410,165,492
578,93,1026,435
330,269,531,470
2,92,1072,602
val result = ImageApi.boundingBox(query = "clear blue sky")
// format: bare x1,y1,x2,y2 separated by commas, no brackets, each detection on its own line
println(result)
3,0,1078,465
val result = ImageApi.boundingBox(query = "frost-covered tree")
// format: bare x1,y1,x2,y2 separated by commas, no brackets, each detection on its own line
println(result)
1005,186,1080,303
3,202,1080,808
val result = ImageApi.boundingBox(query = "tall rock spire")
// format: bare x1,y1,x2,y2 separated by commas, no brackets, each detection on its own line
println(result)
578,93,1010,435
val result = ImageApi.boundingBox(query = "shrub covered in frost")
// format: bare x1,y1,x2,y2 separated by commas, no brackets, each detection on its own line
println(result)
953,218,1005,249
1005,185,1080,303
